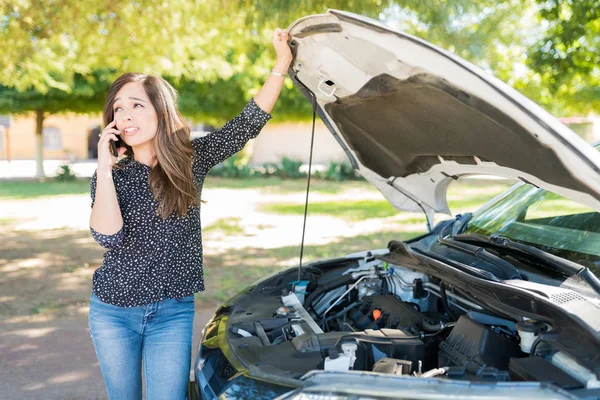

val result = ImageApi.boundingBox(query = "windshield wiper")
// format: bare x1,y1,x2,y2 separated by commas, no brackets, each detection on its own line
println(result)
452,213,473,236
453,233,583,276
437,225,522,281
453,233,600,295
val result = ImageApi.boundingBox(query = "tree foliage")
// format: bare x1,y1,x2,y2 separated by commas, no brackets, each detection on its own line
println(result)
527,0,599,114
0,0,598,122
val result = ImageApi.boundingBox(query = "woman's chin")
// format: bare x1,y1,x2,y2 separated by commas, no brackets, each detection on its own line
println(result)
124,135,155,150
124,138,143,148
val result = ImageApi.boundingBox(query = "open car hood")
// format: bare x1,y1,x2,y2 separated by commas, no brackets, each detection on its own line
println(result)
287,10,600,223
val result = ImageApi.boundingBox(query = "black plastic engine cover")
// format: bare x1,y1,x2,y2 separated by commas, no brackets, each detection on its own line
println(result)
349,295,424,331
439,316,521,375
338,329,438,372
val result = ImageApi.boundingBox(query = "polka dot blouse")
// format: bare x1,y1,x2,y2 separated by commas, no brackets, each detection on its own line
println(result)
89,99,272,307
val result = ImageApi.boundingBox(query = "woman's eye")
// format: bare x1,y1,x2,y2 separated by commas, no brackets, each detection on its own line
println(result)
113,103,142,112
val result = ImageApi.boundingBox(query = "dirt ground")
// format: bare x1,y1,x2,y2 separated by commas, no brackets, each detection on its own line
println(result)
0,306,215,400
0,181,506,399
0,186,401,321
0,184,396,399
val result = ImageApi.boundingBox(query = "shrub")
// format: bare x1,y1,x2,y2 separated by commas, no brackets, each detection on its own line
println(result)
209,157,252,178
252,163,279,178
55,164,77,182
277,157,305,179
322,160,362,181
208,156,363,181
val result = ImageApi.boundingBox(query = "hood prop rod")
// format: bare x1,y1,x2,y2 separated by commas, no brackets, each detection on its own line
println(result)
298,93,318,283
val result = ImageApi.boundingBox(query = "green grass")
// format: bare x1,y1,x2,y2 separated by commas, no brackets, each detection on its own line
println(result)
0,176,373,199
259,185,510,221
30,302,64,315
447,192,507,212
262,200,398,220
204,217,245,235
0,217,18,226
0,176,515,315
0,176,512,203
201,229,423,305
0,178,92,199
204,176,372,194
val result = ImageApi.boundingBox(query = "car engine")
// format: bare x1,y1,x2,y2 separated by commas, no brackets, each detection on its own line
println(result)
224,253,594,389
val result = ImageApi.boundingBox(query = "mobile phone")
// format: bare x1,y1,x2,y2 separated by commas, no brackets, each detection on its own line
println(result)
110,132,122,157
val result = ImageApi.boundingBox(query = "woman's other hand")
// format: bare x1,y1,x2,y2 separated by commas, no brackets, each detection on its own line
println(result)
272,28,292,65
250,27,293,114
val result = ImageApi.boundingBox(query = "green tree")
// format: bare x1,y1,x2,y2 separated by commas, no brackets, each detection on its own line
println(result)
1,0,598,177
527,0,599,115
0,71,110,177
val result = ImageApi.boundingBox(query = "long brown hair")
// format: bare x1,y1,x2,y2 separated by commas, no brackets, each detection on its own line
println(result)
103,73,198,219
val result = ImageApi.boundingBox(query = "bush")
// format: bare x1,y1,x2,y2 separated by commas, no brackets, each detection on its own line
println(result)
208,156,363,181
54,164,77,182
321,160,362,181
251,163,279,178
277,157,305,179
209,157,252,178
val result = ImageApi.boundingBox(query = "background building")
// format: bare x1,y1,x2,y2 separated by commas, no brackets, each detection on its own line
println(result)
0,112,598,166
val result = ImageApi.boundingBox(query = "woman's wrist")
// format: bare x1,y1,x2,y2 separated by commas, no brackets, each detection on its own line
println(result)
97,164,114,179
273,57,292,75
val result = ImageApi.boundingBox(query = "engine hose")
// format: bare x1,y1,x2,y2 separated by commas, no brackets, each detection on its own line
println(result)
320,302,361,325
530,338,544,356
421,320,443,332
424,323,455,337
304,274,355,311
440,282,458,321
410,320,455,334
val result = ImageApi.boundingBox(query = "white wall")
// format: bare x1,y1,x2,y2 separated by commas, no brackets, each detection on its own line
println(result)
250,121,349,165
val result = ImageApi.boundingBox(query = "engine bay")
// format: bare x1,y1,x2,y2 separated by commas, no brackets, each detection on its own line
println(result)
223,252,598,390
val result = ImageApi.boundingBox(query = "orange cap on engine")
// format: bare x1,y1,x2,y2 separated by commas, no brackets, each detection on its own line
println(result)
373,309,382,320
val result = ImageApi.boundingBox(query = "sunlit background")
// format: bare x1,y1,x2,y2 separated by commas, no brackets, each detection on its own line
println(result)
0,1,598,398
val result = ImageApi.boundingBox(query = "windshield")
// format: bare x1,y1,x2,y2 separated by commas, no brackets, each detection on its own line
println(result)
463,183,600,273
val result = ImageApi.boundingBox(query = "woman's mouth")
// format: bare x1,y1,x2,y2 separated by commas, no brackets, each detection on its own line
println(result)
123,127,139,136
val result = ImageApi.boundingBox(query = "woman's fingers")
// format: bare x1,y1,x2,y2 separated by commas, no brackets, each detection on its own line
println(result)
100,121,119,135
100,133,119,144
273,27,288,41
99,128,120,141
100,121,116,134
97,121,121,167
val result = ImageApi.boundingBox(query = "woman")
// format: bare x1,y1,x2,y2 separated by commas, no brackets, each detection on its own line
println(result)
88,28,292,400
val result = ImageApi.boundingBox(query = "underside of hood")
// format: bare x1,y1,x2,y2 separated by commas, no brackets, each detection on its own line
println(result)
287,10,600,223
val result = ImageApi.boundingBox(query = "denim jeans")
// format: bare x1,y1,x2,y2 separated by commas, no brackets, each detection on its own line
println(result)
88,292,195,400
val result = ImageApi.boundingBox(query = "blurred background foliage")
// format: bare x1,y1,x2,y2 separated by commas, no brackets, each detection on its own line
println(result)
0,0,598,123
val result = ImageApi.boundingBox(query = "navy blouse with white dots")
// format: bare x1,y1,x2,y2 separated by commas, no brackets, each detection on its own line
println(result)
90,99,272,307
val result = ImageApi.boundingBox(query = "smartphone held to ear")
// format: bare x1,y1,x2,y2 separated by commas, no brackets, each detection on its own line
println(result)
110,134,123,157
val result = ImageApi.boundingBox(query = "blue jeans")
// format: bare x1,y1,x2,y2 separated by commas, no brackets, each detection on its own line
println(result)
88,292,195,400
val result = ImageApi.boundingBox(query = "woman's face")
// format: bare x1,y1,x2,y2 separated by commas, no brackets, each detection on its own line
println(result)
112,82,158,149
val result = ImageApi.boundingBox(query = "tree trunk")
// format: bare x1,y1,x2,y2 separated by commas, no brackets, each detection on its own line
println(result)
35,109,45,178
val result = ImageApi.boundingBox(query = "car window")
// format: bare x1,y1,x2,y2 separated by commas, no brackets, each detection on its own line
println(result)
465,184,600,273
524,191,593,219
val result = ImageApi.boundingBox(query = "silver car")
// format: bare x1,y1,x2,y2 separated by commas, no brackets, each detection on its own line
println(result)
191,9,600,400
